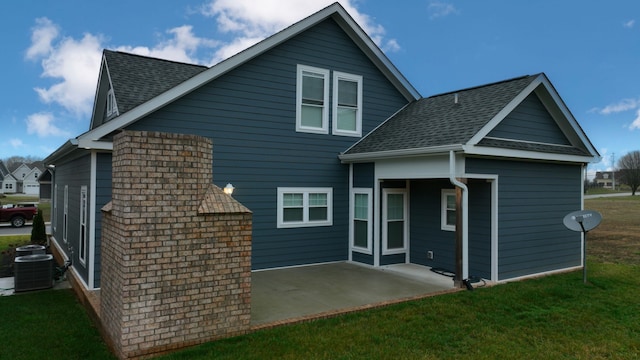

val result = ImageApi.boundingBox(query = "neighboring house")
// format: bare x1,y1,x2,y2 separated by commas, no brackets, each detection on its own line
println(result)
0,161,17,195
22,165,43,195
38,169,53,201
594,171,617,189
11,163,31,193
44,3,599,291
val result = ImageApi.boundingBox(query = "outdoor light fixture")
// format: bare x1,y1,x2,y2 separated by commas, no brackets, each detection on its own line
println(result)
223,183,235,195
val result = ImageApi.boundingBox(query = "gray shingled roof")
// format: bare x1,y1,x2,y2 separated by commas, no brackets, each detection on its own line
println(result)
104,50,208,115
344,75,538,155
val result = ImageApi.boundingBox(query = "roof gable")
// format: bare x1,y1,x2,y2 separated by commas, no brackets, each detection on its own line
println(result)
343,75,537,156
486,93,570,145
89,51,208,130
78,2,420,148
11,163,32,179
342,73,599,163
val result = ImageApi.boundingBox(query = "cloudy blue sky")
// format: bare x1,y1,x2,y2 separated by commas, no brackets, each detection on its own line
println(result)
1,1,638,176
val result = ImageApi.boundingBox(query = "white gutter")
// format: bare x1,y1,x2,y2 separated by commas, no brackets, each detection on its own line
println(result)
449,150,469,281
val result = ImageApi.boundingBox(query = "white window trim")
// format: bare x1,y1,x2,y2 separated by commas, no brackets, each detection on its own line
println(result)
106,88,117,116
350,188,373,254
277,187,333,228
53,184,57,231
441,189,456,231
63,185,68,243
382,188,408,255
79,186,87,265
296,65,330,134
332,71,363,137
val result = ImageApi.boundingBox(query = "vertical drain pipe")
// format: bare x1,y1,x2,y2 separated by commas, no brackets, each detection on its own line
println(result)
449,150,470,287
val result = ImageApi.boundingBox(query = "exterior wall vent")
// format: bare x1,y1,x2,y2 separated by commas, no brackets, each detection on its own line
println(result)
14,254,53,292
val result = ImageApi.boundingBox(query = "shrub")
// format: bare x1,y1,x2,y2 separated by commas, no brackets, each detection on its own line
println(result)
31,210,47,245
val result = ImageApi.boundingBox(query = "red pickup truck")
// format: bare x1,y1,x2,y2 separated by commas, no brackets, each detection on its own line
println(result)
0,203,38,227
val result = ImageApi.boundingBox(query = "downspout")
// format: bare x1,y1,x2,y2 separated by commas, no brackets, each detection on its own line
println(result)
449,150,470,289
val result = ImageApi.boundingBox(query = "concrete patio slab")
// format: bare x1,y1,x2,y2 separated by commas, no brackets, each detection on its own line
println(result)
251,262,456,326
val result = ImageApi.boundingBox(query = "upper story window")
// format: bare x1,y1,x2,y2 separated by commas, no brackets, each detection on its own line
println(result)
296,65,363,137
106,88,117,117
296,65,329,134
332,72,362,137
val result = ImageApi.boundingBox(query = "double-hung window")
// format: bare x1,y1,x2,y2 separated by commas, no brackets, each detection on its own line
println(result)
351,188,372,254
277,187,333,228
79,186,87,264
441,189,456,231
63,185,68,243
296,65,329,134
332,72,362,136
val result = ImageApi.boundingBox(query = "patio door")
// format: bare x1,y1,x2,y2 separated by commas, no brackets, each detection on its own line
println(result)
382,188,407,255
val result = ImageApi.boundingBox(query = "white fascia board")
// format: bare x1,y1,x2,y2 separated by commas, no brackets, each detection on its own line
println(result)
80,3,419,143
468,75,543,145
339,144,464,163
465,144,598,164
77,138,113,151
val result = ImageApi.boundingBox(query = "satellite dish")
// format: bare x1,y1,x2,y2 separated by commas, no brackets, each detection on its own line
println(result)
563,210,602,232
563,209,602,285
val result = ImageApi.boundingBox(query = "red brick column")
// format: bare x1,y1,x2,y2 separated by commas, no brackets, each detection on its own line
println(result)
100,131,252,359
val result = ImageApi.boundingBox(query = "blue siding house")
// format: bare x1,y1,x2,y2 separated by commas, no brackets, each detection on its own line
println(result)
45,3,599,291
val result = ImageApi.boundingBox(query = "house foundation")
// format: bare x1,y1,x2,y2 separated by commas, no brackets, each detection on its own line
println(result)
100,131,252,359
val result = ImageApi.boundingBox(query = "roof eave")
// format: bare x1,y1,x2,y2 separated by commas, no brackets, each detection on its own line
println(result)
465,144,600,164
339,144,464,163
43,138,79,165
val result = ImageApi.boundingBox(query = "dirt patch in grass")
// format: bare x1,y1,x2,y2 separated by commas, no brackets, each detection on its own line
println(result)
585,196,640,265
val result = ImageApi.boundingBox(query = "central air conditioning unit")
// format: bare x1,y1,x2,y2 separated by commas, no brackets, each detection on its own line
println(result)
14,254,54,292
15,244,46,257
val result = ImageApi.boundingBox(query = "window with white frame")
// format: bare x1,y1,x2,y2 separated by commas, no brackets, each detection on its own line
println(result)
296,65,330,134
332,72,362,136
53,184,57,231
277,187,333,228
106,88,117,116
63,185,68,243
79,186,87,264
383,189,407,254
351,188,372,253
441,189,456,231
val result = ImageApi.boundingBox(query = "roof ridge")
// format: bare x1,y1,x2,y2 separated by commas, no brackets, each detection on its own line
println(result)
103,49,208,69
428,74,540,98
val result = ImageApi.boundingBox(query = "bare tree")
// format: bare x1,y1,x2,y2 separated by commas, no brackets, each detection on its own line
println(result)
617,150,640,195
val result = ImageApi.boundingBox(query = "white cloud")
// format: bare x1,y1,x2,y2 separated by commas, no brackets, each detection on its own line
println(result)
9,139,25,148
117,25,219,65
28,18,103,117
428,1,459,19
26,112,71,138
630,109,640,130
597,98,640,115
201,0,400,62
25,17,59,60
623,19,635,29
